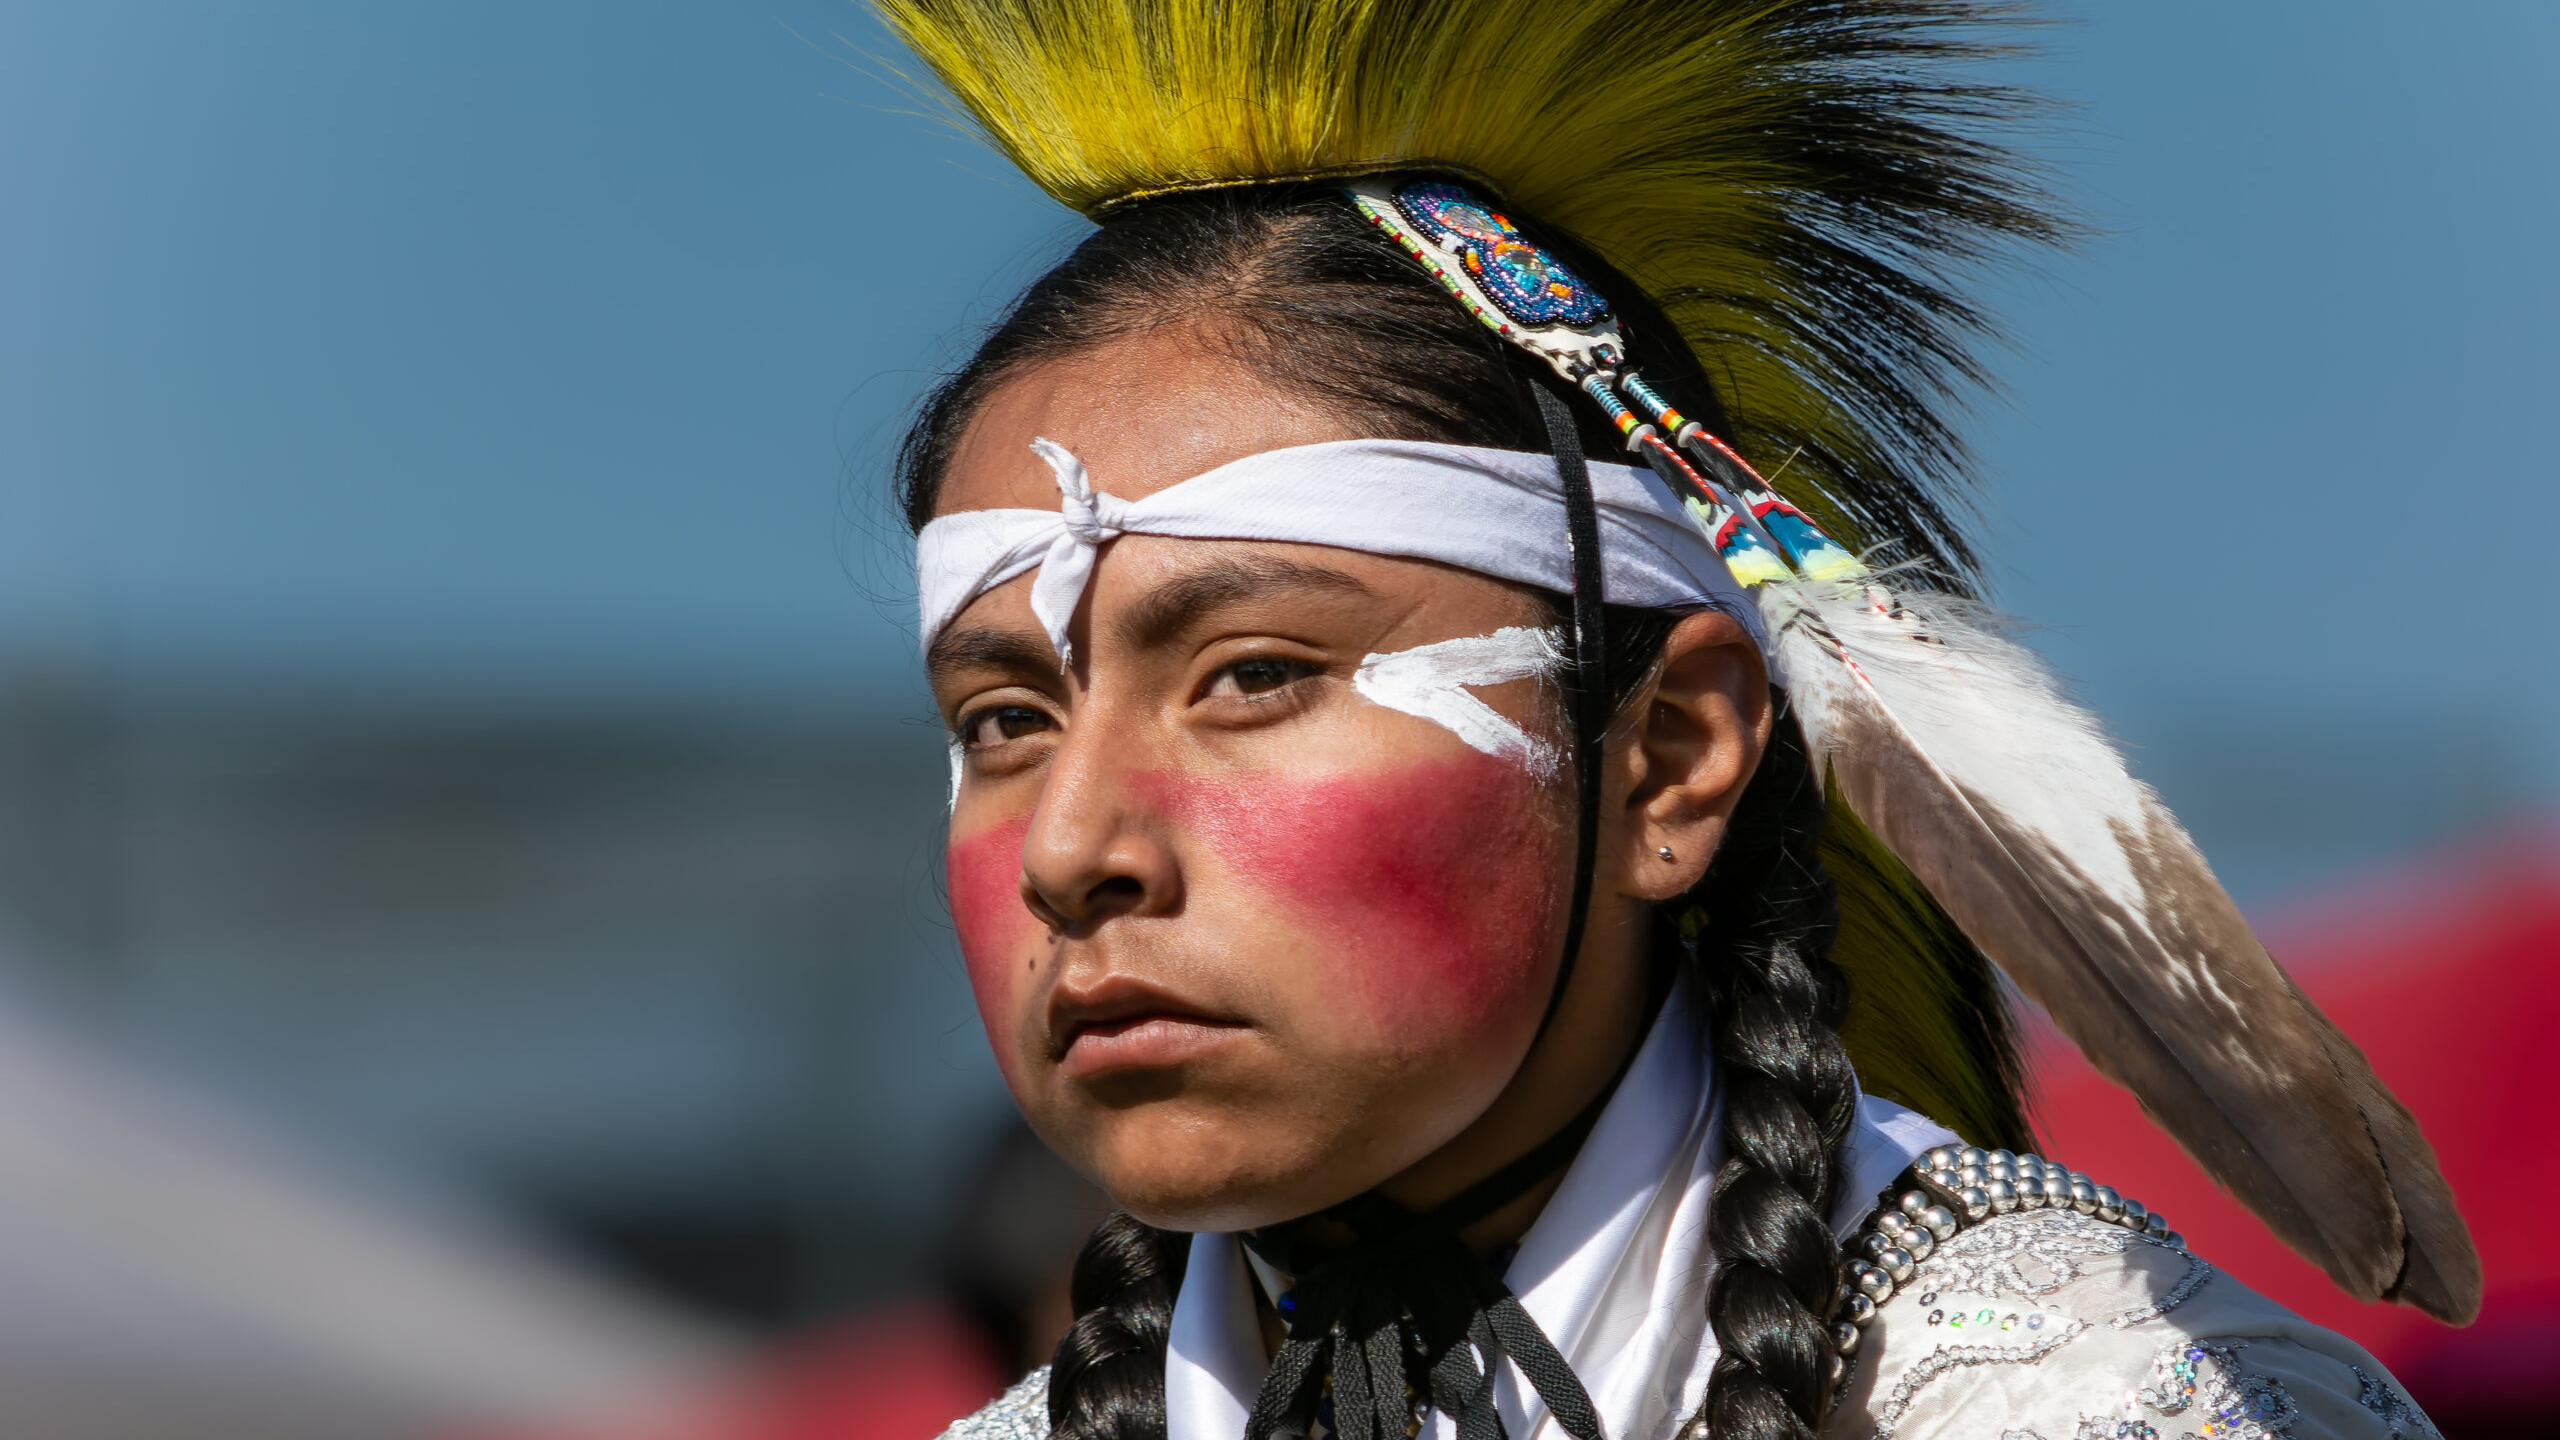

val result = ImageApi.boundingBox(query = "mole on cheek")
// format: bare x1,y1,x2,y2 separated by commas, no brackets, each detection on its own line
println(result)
1133,754,1557,1038
947,813,1037,1012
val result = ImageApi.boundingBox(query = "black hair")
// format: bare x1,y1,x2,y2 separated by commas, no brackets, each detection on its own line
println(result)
901,184,1864,1440
895,185,1734,525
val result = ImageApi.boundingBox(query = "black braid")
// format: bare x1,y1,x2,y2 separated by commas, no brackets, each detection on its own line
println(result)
1049,1211,1191,1440
1587,610,1861,1440
1683,712,1858,1440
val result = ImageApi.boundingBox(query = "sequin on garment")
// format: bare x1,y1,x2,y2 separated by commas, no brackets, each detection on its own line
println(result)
2139,1338,2301,1440
2351,1365,2442,1439
1828,1151,2443,1440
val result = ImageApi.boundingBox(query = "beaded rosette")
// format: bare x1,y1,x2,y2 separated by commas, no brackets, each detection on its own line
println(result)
1388,181,1610,330
1347,177,1863,590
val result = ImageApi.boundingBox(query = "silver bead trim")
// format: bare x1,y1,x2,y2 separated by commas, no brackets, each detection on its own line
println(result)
1828,1155,2174,1357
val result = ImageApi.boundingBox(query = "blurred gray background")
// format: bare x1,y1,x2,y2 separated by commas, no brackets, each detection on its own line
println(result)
0,0,2551,1338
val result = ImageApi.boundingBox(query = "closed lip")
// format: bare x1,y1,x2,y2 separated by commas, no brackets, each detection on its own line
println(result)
1051,975,1248,1077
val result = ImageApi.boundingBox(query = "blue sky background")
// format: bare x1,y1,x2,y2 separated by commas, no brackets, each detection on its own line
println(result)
3,0,2555,896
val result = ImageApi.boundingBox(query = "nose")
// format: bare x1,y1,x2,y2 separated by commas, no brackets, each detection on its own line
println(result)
1019,725,1181,937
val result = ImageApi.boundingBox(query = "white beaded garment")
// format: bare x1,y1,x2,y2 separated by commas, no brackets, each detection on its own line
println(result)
938,1197,2441,1440
944,1366,1050,1440
1824,1203,2437,1440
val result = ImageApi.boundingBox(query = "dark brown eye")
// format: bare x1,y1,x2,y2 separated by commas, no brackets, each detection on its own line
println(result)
1204,656,1317,698
961,704,1054,749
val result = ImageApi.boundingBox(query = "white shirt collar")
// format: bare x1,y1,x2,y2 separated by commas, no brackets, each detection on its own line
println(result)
1164,978,1959,1440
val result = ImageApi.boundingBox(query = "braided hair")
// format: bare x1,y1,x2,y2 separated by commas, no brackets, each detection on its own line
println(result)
899,186,1943,1440
1049,1211,1191,1440
1683,713,1858,1440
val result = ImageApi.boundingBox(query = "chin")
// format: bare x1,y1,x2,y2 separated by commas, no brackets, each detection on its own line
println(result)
1115,1183,1329,1235
1081,1114,1389,1234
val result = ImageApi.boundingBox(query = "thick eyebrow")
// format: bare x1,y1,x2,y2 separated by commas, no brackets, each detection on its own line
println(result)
925,624,1057,689
1113,554,1379,654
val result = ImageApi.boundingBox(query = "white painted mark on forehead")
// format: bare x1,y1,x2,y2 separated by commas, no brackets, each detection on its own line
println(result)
1353,626,1564,775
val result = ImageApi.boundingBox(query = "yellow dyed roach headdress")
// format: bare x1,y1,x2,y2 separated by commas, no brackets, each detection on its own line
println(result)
878,0,2479,1346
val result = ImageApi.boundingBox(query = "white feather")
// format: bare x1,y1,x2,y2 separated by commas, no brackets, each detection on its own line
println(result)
1763,574,2151,914
1753,564,2477,1320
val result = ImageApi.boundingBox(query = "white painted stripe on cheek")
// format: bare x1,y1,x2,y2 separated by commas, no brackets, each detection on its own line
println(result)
1352,626,1564,774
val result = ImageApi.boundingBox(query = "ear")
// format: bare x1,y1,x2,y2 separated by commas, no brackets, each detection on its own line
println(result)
1610,610,1773,901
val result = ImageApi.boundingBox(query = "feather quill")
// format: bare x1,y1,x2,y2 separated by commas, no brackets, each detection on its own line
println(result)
1763,572,2480,1322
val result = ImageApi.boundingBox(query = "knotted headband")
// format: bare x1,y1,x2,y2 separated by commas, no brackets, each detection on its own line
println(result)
914,436,1763,660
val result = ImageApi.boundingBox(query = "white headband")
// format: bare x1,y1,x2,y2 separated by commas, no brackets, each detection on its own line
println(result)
915,437,1763,662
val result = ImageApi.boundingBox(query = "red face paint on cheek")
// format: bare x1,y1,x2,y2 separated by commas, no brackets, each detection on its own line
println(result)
1134,754,1561,1044
946,813,1038,1067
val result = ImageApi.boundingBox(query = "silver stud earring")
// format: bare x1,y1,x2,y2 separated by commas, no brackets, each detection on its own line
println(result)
1657,846,1676,862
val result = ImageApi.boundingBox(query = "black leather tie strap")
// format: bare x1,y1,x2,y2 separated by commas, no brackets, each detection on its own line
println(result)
1239,1053,1631,1440
1242,1195,1607,1440
1533,381,1609,1039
